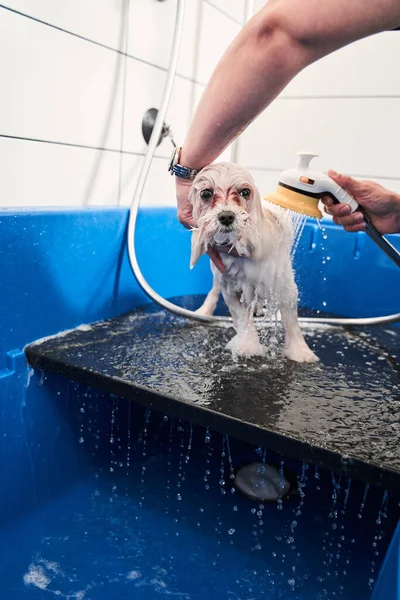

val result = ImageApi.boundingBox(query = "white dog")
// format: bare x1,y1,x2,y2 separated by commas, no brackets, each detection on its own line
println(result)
189,162,318,363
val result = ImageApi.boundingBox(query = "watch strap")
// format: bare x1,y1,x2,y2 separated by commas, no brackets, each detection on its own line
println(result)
171,164,199,180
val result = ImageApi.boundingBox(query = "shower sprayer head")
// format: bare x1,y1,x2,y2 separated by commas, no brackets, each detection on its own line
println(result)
264,152,400,268
264,152,358,219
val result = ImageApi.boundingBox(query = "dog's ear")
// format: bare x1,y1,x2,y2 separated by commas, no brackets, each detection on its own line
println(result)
252,186,264,220
190,229,206,269
188,182,206,268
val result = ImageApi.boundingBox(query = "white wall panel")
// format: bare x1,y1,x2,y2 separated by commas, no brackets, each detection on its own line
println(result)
0,0,241,206
205,0,246,24
238,98,400,180
0,138,124,207
195,2,241,84
4,0,203,82
284,33,400,98
0,9,124,150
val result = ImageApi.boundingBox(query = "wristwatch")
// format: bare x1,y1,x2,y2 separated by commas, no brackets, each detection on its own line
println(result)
168,147,199,180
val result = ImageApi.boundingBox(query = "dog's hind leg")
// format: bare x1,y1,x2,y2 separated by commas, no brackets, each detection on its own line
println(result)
195,277,221,317
280,298,319,363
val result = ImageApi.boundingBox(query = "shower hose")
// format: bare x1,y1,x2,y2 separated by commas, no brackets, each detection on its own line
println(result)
127,0,400,328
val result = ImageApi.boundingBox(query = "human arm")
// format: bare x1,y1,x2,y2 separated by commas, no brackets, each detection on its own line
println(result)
177,0,400,229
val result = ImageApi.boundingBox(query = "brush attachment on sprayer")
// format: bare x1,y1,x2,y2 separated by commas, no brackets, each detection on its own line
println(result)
266,184,323,219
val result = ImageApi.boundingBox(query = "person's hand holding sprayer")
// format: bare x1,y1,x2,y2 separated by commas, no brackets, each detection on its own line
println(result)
175,0,400,271
321,171,400,234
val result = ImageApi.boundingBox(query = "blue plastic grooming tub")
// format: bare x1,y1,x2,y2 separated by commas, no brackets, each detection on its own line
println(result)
0,207,399,599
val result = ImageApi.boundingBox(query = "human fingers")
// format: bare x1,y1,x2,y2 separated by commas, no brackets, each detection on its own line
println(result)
177,209,195,229
332,211,366,231
323,202,351,218
328,169,360,195
320,195,335,208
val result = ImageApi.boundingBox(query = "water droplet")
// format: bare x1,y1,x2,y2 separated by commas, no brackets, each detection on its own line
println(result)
228,528,235,535
79,437,84,444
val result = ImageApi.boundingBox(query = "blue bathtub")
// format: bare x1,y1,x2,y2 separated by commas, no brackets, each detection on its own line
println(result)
0,207,399,599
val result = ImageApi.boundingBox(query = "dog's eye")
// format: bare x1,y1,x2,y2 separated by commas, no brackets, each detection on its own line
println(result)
239,188,251,198
200,189,213,201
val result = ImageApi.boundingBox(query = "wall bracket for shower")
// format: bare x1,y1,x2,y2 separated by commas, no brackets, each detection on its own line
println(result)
141,108,176,147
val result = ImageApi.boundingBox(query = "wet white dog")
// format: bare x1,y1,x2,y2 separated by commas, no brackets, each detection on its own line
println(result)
189,162,318,363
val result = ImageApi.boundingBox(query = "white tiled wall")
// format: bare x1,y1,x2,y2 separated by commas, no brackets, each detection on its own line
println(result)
0,0,244,207
238,5,400,202
4,1,397,210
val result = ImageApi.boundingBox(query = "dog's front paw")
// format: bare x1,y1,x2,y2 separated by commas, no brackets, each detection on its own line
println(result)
284,342,319,363
226,332,266,358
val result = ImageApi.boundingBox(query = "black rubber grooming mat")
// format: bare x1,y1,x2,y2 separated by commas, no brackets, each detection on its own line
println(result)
25,302,400,494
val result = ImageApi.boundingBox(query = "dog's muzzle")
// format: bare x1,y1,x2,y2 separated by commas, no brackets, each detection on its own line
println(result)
218,211,235,227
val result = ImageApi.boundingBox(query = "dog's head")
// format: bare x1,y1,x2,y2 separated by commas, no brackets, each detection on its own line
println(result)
188,162,263,268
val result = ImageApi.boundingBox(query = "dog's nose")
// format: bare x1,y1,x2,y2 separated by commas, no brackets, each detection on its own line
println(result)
218,211,235,227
